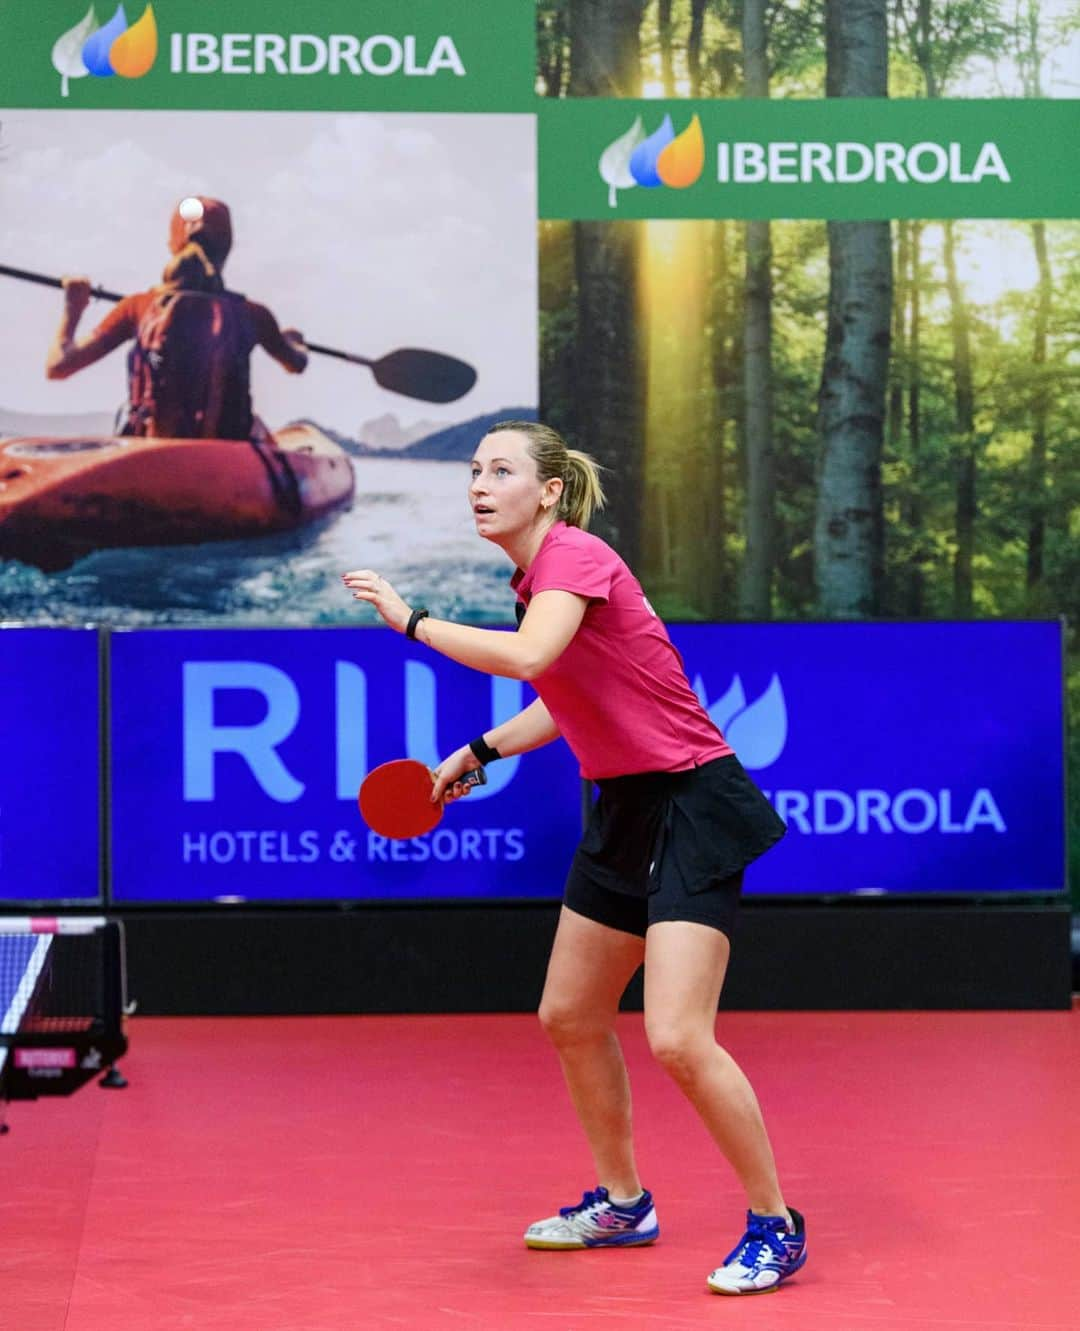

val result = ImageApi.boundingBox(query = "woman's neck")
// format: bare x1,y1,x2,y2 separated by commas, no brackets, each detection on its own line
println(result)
499,516,559,572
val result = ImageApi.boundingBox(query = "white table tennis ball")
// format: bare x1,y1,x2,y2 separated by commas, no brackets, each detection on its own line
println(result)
178,196,204,222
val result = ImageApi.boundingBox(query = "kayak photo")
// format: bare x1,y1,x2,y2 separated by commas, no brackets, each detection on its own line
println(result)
0,110,537,625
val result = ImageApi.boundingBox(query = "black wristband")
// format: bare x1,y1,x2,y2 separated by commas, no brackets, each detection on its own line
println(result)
405,608,430,640
469,735,502,764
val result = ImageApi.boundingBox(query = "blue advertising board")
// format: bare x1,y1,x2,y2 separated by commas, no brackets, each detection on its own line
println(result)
0,627,102,904
668,620,1065,896
108,619,1065,903
109,627,583,903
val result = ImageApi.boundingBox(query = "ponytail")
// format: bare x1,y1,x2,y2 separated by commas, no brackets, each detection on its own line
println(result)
488,420,606,530
161,241,224,293
560,449,605,530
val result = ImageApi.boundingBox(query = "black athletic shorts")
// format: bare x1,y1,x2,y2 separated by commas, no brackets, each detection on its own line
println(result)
563,755,786,940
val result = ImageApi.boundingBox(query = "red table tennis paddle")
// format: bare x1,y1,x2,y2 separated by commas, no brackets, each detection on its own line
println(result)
357,758,487,839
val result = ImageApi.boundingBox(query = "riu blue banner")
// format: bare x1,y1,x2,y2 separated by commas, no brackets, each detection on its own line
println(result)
0,627,101,904
109,627,583,903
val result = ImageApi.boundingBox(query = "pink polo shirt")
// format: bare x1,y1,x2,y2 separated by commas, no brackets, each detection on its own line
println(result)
511,522,732,780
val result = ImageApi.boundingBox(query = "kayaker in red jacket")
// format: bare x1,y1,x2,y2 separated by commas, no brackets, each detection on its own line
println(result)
45,197,308,440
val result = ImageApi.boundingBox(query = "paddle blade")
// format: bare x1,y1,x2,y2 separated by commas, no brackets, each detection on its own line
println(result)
357,759,486,840
371,348,477,404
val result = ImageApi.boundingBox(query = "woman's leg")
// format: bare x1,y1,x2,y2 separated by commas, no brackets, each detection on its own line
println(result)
537,905,647,1197
642,920,788,1219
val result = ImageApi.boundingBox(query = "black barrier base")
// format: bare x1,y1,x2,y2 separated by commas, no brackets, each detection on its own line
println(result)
118,901,1072,1014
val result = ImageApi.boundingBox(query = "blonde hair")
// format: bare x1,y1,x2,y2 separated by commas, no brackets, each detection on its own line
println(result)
489,420,606,530
161,242,224,293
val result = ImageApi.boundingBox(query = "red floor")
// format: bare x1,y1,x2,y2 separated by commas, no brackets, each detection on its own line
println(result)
2,1008,1079,1331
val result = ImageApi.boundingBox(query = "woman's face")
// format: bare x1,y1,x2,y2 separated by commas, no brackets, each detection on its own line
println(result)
469,431,557,542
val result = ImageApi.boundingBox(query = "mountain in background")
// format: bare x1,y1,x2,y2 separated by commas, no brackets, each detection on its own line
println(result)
292,408,538,460
356,412,442,450
393,408,538,459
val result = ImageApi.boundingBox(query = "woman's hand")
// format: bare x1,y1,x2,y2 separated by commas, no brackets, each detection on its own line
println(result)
61,276,92,320
341,569,411,633
431,745,483,803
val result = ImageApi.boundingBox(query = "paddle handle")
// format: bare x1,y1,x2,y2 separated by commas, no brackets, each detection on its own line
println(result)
458,767,488,790
0,263,122,303
304,341,372,368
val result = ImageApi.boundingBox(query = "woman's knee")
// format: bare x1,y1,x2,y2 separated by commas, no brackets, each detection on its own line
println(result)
537,995,609,1048
644,1016,713,1083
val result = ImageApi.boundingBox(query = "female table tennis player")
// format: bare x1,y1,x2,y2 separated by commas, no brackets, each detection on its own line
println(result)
342,421,805,1296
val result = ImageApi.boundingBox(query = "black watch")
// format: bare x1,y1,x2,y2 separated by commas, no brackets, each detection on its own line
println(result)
469,735,503,765
406,608,430,640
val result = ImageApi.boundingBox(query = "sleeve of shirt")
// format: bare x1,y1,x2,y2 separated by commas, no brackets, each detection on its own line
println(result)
528,535,614,604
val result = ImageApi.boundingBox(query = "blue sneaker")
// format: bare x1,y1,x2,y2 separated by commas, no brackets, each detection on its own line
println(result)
707,1207,806,1294
524,1186,659,1250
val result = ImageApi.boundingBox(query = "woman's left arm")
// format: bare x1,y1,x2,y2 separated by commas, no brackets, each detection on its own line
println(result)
342,571,587,680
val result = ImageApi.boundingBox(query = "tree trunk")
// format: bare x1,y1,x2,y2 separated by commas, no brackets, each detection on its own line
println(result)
708,221,733,615
883,219,909,612
686,222,719,613
815,0,891,616
538,220,578,445
915,0,940,96
567,0,646,96
568,0,647,563
942,221,976,616
740,221,774,615
1020,14,1050,606
887,221,908,455
739,0,774,617
1026,220,1051,603
688,0,707,96
905,221,924,615
827,0,887,96
658,0,675,95
906,0,942,614
538,3,568,97
571,224,644,565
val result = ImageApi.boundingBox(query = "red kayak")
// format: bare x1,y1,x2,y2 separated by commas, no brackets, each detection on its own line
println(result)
0,422,354,570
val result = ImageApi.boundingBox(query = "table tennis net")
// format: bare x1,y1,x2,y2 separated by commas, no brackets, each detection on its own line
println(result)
0,918,128,1105
1,920,111,1040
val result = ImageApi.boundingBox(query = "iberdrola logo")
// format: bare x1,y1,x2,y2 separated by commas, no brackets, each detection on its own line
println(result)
52,4,158,98
691,672,787,770
599,113,705,208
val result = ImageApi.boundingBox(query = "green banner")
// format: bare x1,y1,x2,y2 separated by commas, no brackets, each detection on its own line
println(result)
2,0,536,111
540,98,1080,220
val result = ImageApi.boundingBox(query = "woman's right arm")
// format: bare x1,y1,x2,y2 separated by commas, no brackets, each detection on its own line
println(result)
431,697,560,801
46,280,132,379
252,302,308,373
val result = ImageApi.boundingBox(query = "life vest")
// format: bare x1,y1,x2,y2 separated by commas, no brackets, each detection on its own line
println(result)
124,287,254,440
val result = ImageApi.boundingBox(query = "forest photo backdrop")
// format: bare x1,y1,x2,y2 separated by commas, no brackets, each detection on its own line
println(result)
537,0,1078,899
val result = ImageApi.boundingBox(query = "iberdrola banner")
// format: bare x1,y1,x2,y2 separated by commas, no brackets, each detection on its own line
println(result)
540,98,1080,219
3,0,536,111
